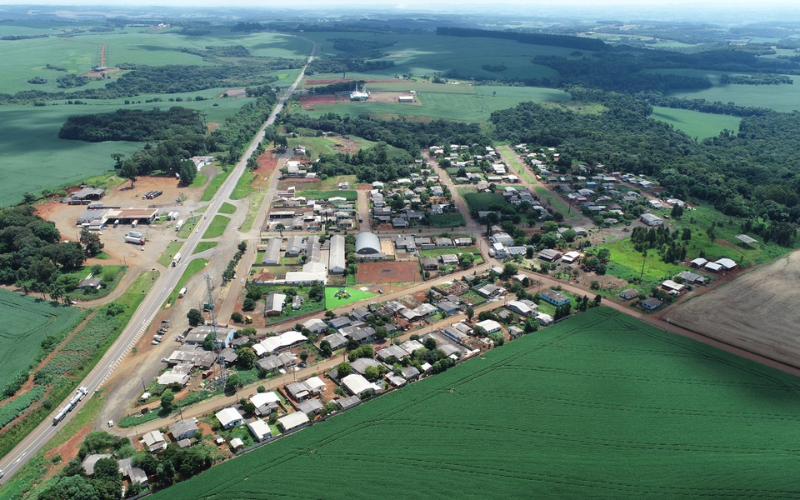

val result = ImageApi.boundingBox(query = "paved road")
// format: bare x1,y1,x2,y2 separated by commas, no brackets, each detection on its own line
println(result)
0,41,317,485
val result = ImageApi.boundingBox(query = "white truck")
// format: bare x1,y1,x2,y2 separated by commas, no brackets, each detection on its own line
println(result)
124,236,145,245
175,220,184,232
172,252,182,267
179,286,187,298
52,386,88,425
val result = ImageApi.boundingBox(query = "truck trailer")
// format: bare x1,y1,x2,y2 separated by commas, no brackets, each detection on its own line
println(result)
124,236,145,245
172,252,182,267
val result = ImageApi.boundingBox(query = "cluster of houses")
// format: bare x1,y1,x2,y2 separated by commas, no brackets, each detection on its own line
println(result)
268,186,354,233
430,144,522,185
257,234,333,285
369,171,455,228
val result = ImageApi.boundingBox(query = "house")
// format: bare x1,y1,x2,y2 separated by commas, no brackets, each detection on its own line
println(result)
341,373,382,398
141,430,167,452
386,373,407,387
76,277,102,290
690,257,708,268
619,288,640,300
662,279,686,294
256,352,298,372
649,199,664,209
491,241,507,258
435,237,453,247
322,332,348,350
278,412,310,432
475,319,502,334
292,295,303,310
640,297,663,310
285,381,313,401
337,395,361,410
538,249,562,262
535,312,554,325
250,391,281,416
264,293,286,316
401,366,421,380
677,271,708,285
248,419,273,442
306,376,326,394
420,256,438,271
395,235,416,251
219,347,238,365
298,399,324,416
285,236,304,256
641,213,663,226
350,327,376,343
715,258,737,270
477,283,505,298
541,289,571,306
304,318,328,334
216,408,244,429
506,300,534,316
440,254,459,266
329,316,351,329
118,458,148,487
350,306,371,321
562,251,581,264
437,300,460,314
413,303,438,317
491,232,515,245
170,419,198,441
350,357,383,375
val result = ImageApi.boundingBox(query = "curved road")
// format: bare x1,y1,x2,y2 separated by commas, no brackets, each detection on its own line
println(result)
0,41,316,484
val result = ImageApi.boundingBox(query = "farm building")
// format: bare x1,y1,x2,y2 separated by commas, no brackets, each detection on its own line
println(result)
341,374,382,398
398,95,415,103
76,277,102,290
620,289,640,300
715,258,737,270
285,236,304,257
562,251,581,264
541,290,571,306
736,234,758,245
262,238,281,265
248,420,273,442
640,297,663,310
538,249,562,262
690,257,708,267
329,235,346,274
264,293,286,316
70,187,105,201
355,232,382,255
349,85,370,101
141,430,167,452
676,271,708,285
169,419,199,441
662,280,686,294
304,318,329,334
640,213,663,226
216,408,244,429
105,208,159,225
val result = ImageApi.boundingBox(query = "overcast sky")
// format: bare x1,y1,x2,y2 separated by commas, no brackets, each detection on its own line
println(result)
2,0,798,7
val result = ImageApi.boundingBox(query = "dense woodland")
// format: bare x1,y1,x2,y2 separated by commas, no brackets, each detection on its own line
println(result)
59,108,206,142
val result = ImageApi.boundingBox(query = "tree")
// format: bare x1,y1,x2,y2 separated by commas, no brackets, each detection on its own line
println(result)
237,347,256,369
178,160,196,187
203,333,215,352
187,308,203,327
225,373,242,392
375,326,388,341
230,312,243,323
238,241,247,252
42,474,98,500
364,365,380,381
23,192,36,204
160,390,175,411
337,361,352,377
120,159,137,188
319,340,333,357
597,248,611,262
275,223,285,237
465,306,474,322
424,337,437,350
325,310,336,319
562,229,577,243
486,212,500,234
502,263,518,279
299,351,309,364
458,252,474,269
242,297,256,311
488,332,505,346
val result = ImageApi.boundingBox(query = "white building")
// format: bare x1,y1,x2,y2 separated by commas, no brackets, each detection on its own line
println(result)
215,408,243,429
329,235,346,274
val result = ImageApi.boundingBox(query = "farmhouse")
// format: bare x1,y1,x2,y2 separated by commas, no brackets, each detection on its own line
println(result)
169,419,198,441
541,290,570,306
620,288,640,300
506,300,535,316
562,251,581,264
662,280,686,294
216,408,243,429
640,297,663,310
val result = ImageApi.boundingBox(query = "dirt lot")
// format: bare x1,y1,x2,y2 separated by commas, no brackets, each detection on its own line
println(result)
668,250,800,368
357,261,420,284
299,94,338,107
220,88,246,98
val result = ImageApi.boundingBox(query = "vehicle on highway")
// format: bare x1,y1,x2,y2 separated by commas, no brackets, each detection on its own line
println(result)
0,469,4,479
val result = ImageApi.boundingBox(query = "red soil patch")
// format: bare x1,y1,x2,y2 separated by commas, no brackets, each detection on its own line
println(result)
356,261,421,284
253,269,276,282
207,122,221,133
299,95,337,107
46,426,90,463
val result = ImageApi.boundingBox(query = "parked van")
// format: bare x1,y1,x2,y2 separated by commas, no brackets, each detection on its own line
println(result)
179,286,187,298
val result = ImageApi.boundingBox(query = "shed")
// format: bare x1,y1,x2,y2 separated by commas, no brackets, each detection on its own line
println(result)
329,235,346,274
298,399,324,415
278,412,310,432
475,319,502,334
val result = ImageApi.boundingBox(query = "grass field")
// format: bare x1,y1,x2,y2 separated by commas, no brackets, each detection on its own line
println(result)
158,241,185,267
669,74,800,112
154,307,800,499
461,191,507,212
599,237,690,288
219,202,237,214
201,168,232,202
533,186,581,221
230,170,257,200
0,290,83,390
429,213,466,227
298,86,569,122
649,107,742,140
193,241,219,255
165,259,208,307
176,216,200,239
298,189,357,201
263,286,326,326
324,286,376,309
240,190,267,233
202,215,231,239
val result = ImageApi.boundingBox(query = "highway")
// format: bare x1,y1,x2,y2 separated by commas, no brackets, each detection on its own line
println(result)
0,41,316,484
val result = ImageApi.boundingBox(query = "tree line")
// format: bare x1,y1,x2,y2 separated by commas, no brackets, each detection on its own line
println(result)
59,107,206,143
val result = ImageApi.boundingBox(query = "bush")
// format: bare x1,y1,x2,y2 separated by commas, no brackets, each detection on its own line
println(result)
231,312,243,323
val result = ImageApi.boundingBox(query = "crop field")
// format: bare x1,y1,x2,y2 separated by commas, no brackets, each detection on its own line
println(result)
298,85,569,122
324,286,376,309
429,213,466,227
202,215,231,239
461,191,507,212
0,290,82,390
155,307,800,499
670,76,800,112
649,106,742,140
670,249,800,369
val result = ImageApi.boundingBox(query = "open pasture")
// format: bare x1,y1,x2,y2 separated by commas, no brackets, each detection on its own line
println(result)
650,106,742,140
0,289,82,390
154,307,800,499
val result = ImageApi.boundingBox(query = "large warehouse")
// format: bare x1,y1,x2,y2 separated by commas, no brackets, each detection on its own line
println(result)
355,232,381,255
329,235,345,274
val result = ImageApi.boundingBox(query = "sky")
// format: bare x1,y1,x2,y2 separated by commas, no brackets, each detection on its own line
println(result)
1,0,798,7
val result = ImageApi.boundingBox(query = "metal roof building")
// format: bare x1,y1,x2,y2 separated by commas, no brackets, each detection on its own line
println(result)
355,232,381,254
263,237,281,265
329,235,346,274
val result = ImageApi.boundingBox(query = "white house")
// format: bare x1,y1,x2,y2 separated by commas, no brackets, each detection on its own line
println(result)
475,319,502,334
216,408,244,429
247,420,273,442
341,374,381,398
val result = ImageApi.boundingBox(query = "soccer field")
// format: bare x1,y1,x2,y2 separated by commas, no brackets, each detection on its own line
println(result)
153,307,800,499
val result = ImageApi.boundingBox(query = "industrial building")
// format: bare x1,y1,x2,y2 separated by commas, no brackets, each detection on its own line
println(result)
355,232,381,255
329,235,346,274
262,237,281,265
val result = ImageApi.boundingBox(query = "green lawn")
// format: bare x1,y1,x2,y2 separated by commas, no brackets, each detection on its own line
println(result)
263,287,326,326
201,168,232,202
241,190,267,233
193,241,219,255
190,171,208,188
461,192,507,212
497,145,537,183
599,238,691,288
165,259,208,307
649,107,742,141
230,170,257,200
324,286,376,309
219,202,237,214
158,241,185,267
429,213,466,228
202,215,231,239
298,189,357,201
176,217,199,238
154,307,800,499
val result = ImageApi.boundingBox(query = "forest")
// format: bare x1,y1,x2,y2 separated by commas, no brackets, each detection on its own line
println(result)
59,107,206,142
435,27,607,51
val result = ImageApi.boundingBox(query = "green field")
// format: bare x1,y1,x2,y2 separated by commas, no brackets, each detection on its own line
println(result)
429,213,466,227
298,189,357,201
461,191,507,212
649,107,742,140
158,241,185,267
219,202,237,214
670,75,800,112
202,215,231,239
599,237,691,287
0,290,83,390
154,307,800,499
165,259,208,307
324,286,376,309
201,168,232,202
299,86,569,122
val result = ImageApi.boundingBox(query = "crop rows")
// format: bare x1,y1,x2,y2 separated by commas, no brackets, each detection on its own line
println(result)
0,385,45,429
152,307,800,499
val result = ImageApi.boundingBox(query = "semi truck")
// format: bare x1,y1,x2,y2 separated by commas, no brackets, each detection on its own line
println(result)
52,386,89,425
124,236,145,245
172,252,182,267
175,220,184,232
